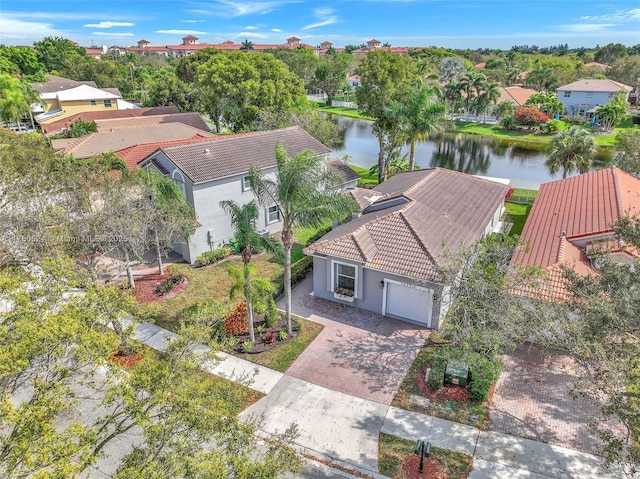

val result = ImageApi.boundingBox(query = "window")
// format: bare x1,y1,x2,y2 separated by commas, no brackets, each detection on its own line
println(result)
172,170,186,197
563,91,571,97
242,175,251,191
90,100,96,106
267,205,280,223
103,100,112,107
334,262,356,296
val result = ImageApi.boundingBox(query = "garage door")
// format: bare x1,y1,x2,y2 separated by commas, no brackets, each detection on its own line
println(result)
384,280,433,328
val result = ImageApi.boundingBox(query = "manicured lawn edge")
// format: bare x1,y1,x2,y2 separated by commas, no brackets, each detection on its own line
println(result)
378,432,472,479
314,103,374,120
229,316,323,372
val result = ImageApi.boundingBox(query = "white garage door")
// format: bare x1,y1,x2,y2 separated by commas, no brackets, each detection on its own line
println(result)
384,281,433,328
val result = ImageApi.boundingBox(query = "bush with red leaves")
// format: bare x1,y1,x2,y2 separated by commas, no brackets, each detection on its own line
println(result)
224,302,249,336
505,187,515,200
514,107,549,127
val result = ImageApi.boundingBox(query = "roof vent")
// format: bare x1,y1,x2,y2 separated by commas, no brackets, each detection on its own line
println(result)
203,148,210,154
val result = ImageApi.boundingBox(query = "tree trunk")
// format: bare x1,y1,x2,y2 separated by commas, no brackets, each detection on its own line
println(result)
245,268,255,343
376,130,386,184
282,227,293,335
409,139,417,172
124,250,135,289
154,229,164,276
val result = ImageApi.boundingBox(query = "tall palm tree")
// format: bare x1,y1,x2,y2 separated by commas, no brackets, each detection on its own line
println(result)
475,81,500,123
545,126,596,179
459,71,487,117
398,85,447,171
220,199,282,343
249,145,357,333
240,39,254,52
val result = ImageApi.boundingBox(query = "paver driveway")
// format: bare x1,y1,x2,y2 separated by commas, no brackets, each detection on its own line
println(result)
279,275,429,405
489,343,625,455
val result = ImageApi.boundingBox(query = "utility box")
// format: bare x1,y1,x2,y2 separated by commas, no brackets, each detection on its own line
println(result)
444,360,470,387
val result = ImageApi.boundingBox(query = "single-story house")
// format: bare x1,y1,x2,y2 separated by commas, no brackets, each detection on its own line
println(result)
139,126,333,263
303,168,510,329
556,79,632,117
511,167,640,302
497,86,538,107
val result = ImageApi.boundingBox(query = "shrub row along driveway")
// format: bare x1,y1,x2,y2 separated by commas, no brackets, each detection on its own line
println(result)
280,276,430,405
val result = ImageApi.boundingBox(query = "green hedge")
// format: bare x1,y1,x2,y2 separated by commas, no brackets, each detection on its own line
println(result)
273,255,313,298
195,246,234,267
468,353,502,402
428,355,447,391
305,225,333,247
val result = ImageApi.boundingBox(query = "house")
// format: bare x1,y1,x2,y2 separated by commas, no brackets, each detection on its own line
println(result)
511,167,640,302
139,126,331,263
556,79,633,117
50,123,213,159
497,86,538,107
303,169,510,329
30,75,138,125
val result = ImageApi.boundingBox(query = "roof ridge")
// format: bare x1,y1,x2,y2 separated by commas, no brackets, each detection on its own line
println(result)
398,210,440,268
556,235,567,264
611,166,624,219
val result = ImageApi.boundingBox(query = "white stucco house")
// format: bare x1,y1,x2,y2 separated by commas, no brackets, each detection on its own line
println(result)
303,169,510,329
139,127,333,264
556,79,632,117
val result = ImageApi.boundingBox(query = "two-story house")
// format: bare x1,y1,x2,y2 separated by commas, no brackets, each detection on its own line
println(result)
139,127,331,263
556,79,632,117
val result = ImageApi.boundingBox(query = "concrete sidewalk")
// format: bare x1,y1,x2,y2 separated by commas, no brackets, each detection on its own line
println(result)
133,321,624,479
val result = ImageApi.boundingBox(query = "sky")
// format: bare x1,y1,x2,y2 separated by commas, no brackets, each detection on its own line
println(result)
1,0,639,50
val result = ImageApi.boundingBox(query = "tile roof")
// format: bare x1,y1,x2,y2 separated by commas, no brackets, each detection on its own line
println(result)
51,123,212,159
557,79,633,93
305,168,510,282
95,112,210,133
329,159,361,184
41,107,181,135
47,84,121,101
30,74,97,94
511,167,640,302
155,126,330,184
497,86,538,106
114,135,213,170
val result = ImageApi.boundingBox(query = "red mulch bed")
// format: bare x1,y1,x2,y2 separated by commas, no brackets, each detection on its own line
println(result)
414,366,470,403
399,454,446,479
109,351,144,368
132,271,188,303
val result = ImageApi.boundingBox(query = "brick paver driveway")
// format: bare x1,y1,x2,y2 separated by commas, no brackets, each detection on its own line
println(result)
489,343,624,455
279,275,429,405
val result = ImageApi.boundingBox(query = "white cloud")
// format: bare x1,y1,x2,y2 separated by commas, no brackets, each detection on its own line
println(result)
5,11,138,21
579,8,640,24
92,32,135,37
0,17,67,42
237,31,269,39
155,29,208,35
301,7,339,31
272,28,283,32
188,0,297,18
560,23,615,32
244,25,259,30
84,21,134,28
182,20,205,23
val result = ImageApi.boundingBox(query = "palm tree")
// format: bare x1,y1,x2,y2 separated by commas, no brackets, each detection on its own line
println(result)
240,39,254,52
249,145,357,334
545,126,596,179
228,264,275,344
397,85,447,171
220,200,282,343
459,71,487,117
474,81,500,123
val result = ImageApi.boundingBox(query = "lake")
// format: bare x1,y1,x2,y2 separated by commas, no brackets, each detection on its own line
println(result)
329,116,613,190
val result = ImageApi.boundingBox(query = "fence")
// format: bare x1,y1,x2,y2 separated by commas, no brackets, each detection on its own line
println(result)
507,190,537,205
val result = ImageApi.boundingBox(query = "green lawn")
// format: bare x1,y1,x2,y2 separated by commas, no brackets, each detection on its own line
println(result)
504,202,532,237
378,433,472,479
346,164,378,187
234,316,323,372
314,104,374,120
291,221,332,262
392,333,488,428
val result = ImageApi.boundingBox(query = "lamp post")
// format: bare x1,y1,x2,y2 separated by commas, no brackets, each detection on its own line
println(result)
413,439,431,473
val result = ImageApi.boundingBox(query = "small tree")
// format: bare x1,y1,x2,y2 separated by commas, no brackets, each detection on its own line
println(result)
545,126,596,179
514,106,550,128
614,129,640,177
596,91,628,131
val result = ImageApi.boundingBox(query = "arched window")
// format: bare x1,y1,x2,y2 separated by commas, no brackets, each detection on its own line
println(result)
172,170,186,197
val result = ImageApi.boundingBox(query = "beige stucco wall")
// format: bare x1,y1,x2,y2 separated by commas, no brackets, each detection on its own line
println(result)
40,99,118,124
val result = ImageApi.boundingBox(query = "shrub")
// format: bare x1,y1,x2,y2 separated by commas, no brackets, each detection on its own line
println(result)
542,119,562,134
224,302,249,336
155,271,185,295
468,354,502,402
561,115,587,126
272,255,313,297
305,226,333,247
514,107,549,127
500,115,516,131
195,246,234,267
278,330,288,341
242,340,254,352
265,297,280,328
263,331,275,344
428,355,447,391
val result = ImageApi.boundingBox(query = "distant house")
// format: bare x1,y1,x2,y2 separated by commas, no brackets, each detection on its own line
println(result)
556,79,632,117
139,127,332,263
512,167,640,302
30,75,138,125
347,75,361,88
496,86,538,107
304,169,510,329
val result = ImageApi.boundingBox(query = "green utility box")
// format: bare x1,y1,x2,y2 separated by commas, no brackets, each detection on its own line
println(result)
444,360,470,387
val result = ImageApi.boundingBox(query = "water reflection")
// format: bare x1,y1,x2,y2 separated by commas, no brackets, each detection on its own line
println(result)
327,115,612,189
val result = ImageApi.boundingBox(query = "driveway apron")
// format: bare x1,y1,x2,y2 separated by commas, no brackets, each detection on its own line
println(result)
280,275,430,405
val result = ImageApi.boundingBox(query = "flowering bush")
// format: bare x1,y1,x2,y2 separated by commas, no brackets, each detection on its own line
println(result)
224,302,249,336
514,107,549,127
